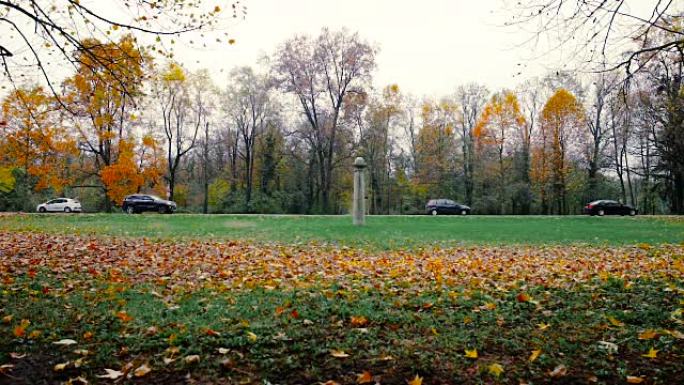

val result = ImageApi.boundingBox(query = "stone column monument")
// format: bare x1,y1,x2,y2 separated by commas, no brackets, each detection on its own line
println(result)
353,157,367,226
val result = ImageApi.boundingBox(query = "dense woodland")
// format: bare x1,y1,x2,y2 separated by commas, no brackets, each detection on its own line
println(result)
1,19,683,214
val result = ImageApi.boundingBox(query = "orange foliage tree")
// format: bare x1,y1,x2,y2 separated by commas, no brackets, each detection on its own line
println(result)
0,87,77,193
474,91,526,214
533,89,585,214
62,35,150,208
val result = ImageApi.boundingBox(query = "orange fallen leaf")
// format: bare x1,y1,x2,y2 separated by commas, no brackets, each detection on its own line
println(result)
607,316,625,327
638,330,657,340
517,292,531,302
350,315,368,327
356,370,373,384
626,376,644,384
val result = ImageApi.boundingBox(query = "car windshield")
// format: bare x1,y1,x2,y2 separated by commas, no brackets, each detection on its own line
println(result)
148,195,163,201
589,200,603,205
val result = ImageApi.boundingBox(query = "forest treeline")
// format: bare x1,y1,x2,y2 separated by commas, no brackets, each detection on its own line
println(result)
1,25,682,214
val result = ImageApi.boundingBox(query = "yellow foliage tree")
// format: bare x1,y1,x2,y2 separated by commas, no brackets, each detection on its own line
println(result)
0,87,78,193
474,91,526,213
533,88,585,214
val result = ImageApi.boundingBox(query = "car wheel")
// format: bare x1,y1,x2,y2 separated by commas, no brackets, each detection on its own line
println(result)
431,209,438,216
598,209,605,216
158,206,167,214
461,210,467,215
64,207,71,213
125,206,135,215
630,210,636,216
39,207,46,213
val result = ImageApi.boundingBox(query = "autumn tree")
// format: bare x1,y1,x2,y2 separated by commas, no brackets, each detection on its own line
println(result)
274,28,376,213
0,1,242,98
0,86,77,193
474,91,526,214
535,89,585,214
63,35,147,209
415,99,458,199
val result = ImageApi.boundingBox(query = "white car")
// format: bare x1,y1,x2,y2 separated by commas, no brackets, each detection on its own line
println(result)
36,198,82,213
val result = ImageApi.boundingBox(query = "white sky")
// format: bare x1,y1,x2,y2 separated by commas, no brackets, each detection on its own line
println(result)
1,0,663,98
178,0,564,97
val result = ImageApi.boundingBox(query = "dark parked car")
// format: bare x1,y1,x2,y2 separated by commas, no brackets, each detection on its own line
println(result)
583,200,637,216
426,199,471,215
122,194,177,214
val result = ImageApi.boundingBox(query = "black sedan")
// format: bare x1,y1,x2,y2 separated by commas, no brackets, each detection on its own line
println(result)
426,199,471,215
583,200,637,216
122,194,177,214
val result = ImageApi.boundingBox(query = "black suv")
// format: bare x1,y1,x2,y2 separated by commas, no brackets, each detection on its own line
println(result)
426,199,471,215
122,194,177,214
583,200,637,216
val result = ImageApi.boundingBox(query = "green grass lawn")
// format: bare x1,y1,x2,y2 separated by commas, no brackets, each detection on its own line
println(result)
1,213,682,247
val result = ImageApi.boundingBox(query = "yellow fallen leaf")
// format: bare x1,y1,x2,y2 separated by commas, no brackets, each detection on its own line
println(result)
464,348,478,359
642,347,658,359
330,349,349,358
529,349,541,362
54,362,69,371
626,376,644,384
607,316,625,327
246,331,258,342
407,374,422,385
537,322,550,331
488,363,504,377
638,330,657,340
666,329,684,339
356,370,373,384
133,363,151,377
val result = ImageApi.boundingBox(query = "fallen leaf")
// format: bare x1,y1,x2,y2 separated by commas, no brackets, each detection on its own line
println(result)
488,363,504,377
517,292,531,302
184,355,200,364
54,362,69,371
638,330,657,340
246,331,258,342
538,322,550,330
218,347,230,354
351,315,368,327
642,347,658,359
356,370,373,384
607,316,625,327
529,349,541,362
133,363,151,377
598,341,619,354
9,352,26,359
0,364,14,374
96,369,124,379
53,339,77,346
549,364,568,378
464,348,478,359
330,349,350,358
407,374,423,385
626,376,644,384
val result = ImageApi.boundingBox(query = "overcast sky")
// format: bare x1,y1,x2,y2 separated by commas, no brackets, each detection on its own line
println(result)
177,0,565,97
1,1,660,98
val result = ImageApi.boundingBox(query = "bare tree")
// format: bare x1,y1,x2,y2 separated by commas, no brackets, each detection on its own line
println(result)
223,66,276,208
273,28,376,213
455,83,488,207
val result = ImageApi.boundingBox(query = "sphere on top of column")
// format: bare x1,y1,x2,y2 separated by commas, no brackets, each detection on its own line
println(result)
354,157,367,169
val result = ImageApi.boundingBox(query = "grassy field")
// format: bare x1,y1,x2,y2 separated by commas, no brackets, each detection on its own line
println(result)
1,214,683,384
1,213,683,247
